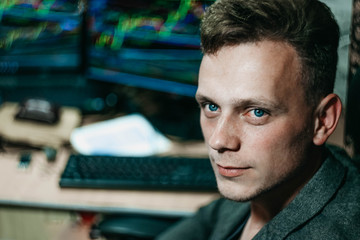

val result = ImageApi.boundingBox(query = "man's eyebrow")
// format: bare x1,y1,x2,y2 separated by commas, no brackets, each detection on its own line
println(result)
231,98,287,113
232,98,275,107
195,93,213,103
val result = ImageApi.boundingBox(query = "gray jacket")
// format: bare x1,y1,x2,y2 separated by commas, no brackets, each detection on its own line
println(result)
157,146,360,239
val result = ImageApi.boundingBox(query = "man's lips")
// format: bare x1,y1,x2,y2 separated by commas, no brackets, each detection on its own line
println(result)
216,164,250,177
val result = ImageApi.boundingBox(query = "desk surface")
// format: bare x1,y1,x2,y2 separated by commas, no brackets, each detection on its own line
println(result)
0,146,220,217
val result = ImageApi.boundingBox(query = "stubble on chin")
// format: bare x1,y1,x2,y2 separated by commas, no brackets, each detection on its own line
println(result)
215,177,264,202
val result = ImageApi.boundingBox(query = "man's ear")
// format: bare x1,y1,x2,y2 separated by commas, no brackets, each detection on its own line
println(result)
313,93,342,146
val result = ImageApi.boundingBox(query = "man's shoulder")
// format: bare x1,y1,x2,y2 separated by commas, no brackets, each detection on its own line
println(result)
310,145,360,238
257,146,360,239
327,144,360,189
322,145,360,206
327,144,360,171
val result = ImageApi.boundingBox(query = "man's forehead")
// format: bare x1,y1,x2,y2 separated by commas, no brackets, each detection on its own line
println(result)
197,40,305,109
199,41,302,83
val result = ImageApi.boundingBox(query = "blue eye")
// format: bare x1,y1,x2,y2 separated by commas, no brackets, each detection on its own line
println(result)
253,109,265,117
208,104,218,112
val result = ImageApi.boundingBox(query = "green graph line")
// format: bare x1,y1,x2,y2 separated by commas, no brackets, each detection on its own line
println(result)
0,0,17,22
0,23,48,50
37,0,56,15
96,0,194,50
0,0,57,21
159,0,191,37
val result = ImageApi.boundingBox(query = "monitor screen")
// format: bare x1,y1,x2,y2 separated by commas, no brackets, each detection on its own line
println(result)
87,0,214,97
0,0,85,75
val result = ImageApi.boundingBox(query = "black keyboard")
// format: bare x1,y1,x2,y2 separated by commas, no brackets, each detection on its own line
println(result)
59,154,217,191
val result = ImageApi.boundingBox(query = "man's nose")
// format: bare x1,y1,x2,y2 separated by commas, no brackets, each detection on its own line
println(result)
208,115,241,153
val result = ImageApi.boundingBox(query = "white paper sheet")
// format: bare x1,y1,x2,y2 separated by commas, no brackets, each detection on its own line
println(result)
70,113,172,156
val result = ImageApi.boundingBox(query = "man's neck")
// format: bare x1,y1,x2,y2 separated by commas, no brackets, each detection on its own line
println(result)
239,190,298,240
240,147,326,240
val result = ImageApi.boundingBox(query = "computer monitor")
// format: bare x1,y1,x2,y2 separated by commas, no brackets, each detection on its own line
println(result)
0,0,114,111
86,0,214,97
0,0,85,76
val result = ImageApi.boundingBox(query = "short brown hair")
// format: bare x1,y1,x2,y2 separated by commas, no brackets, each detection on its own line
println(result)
200,0,340,106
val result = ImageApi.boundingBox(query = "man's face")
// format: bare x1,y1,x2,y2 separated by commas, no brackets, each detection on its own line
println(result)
196,40,316,202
